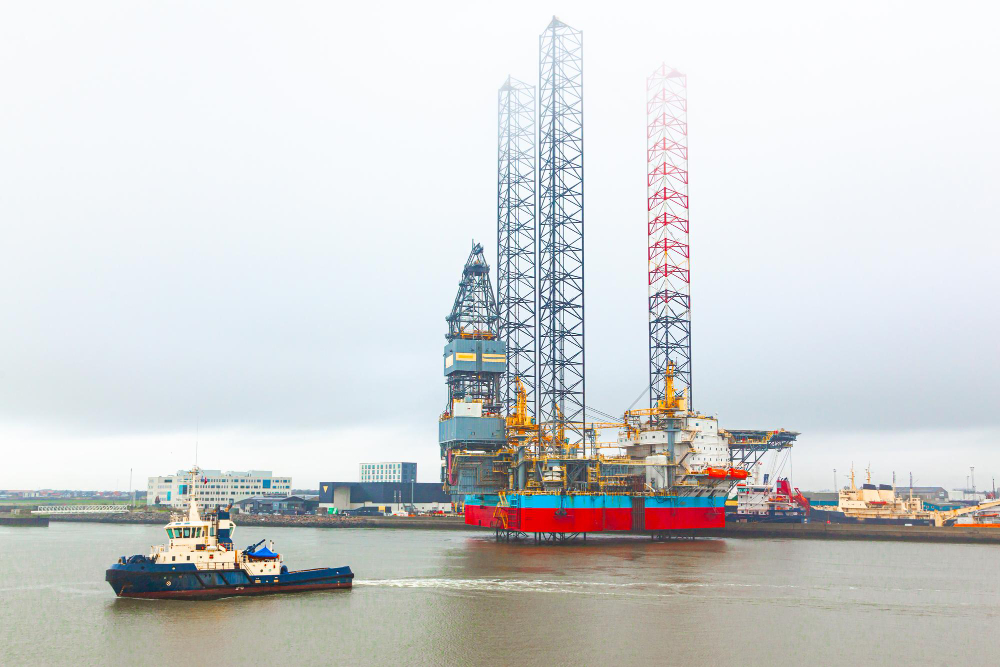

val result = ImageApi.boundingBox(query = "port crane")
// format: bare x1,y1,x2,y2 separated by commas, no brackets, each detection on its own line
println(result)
932,499,1000,527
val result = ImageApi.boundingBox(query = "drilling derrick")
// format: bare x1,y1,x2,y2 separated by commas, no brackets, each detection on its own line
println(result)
439,243,508,496
497,76,537,418
647,64,691,409
538,17,585,451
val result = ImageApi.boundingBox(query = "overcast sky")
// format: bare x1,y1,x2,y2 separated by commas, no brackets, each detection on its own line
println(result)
1,1,998,492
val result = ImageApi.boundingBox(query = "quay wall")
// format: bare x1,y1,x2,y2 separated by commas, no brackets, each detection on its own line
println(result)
705,521,1000,544
41,513,1000,543
0,514,50,527
47,512,481,531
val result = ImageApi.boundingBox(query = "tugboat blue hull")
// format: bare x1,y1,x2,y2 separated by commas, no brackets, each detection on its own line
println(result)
106,562,353,599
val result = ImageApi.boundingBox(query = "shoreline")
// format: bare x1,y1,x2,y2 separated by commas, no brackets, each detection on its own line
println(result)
0,514,50,527
705,521,1000,544
47,512,483,531
42,513,1000,543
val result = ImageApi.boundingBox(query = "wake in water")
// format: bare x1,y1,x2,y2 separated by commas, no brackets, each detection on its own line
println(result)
352,577,989,618
0,581,105,596
353,577,779,597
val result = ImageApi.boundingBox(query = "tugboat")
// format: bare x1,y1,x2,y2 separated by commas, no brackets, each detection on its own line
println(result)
106,468,353,599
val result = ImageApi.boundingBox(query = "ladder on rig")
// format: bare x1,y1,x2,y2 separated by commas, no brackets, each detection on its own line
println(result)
491,492,520,531
631,497,646,531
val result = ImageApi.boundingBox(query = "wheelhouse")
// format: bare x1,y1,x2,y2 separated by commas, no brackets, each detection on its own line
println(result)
165,522,215,541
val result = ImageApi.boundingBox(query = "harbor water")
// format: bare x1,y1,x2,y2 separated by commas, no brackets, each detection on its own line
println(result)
1,522,997,666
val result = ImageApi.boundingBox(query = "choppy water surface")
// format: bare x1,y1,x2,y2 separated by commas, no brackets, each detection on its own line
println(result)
1,523,995,666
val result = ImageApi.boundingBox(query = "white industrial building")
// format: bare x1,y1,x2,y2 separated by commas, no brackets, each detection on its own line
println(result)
147,470,292,511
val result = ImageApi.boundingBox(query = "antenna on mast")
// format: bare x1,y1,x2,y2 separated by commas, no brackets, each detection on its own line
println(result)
187,466,201,522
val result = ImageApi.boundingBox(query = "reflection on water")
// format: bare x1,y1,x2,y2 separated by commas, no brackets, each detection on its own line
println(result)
1,523,997,666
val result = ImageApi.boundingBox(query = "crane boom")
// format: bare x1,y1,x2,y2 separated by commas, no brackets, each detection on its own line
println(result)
933,498,1000,527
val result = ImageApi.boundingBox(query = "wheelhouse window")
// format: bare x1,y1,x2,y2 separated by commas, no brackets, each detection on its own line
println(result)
183,527,191,538
166,528,174,538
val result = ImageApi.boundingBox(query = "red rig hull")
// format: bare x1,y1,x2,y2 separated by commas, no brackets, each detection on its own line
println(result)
464,494,726,533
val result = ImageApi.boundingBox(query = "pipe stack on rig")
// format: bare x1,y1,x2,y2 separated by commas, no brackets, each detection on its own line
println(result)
438,17,798,542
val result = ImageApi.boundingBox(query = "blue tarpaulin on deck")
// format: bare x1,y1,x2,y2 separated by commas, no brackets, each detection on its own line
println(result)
247,547,279,558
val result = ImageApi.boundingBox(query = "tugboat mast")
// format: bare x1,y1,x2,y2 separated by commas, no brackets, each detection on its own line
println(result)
186,466,202,523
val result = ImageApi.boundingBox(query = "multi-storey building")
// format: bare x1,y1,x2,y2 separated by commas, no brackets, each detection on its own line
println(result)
147,470,291,511
359,462,416,483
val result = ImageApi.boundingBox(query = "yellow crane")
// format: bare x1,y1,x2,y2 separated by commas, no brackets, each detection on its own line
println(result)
933,498,1000,527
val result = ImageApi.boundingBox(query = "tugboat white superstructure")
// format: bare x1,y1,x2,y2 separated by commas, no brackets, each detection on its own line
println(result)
106,468,353,599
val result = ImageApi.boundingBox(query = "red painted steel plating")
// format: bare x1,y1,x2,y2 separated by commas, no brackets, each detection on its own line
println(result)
465,504,724,533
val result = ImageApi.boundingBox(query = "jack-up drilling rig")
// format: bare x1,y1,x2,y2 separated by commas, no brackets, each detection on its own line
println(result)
438,18,797,541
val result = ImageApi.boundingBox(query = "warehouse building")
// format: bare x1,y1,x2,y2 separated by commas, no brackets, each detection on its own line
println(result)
802,491,839,508
233,495,319,515
907,486,950,502
318,481,451,514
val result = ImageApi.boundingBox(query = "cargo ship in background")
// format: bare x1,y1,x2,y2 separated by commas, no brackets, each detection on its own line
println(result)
728,477,810,523
954,510,1000,527
809,466,935,526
